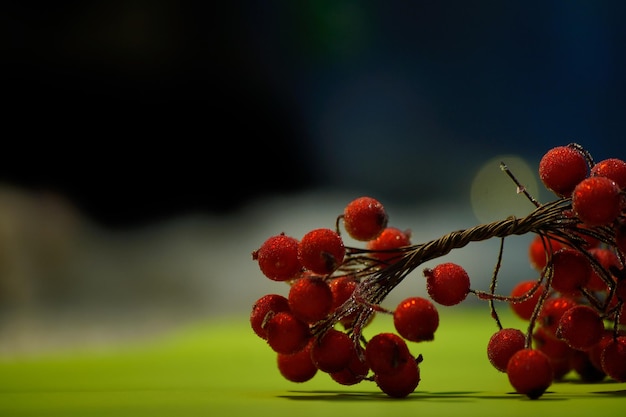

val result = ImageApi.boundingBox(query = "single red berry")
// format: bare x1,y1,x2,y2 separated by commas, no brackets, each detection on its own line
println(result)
393,297,439,342
424,262,470,306
366,227,411,263
588,329,616,371
487,328,526,373
601,336,626,382
250,293,290,339
537,296,578,339
591,157,626,189
364,332,412,375
277,340,318,383
329,276,359,327
538,144,589,197
343,196,389,241
310,329,356,373
253,233,302,281
528,234,565,271
265,311,312,354
572,176,623,227
550,248,592,294
288,274,333,324
506,348,554,399
556,305,605,351
509,280,545,321
298,228,345,275
374,355,421,398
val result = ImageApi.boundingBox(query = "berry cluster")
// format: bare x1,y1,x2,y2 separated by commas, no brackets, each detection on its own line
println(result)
250,144,626,399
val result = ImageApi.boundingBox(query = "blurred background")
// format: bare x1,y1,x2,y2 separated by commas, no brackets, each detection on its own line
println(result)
1,0,626,354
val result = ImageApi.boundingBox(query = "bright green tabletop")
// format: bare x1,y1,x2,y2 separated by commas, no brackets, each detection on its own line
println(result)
0,307,623,417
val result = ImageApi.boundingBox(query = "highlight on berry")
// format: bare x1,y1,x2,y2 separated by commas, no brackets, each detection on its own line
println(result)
250,142,626,399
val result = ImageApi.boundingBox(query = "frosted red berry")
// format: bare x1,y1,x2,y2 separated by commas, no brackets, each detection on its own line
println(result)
366,227,412,262
265,311,311,354
538,296,578,339
310,328,356,373
550,248,592,294
424,262,470,306
528,234,565,271
601,336,626,382
487,328,526,373
250,293,290,339
506,348,554,399
556,305,605,351
277,340,318,383
298,228,345,275
374,355,421,398
365,332,412,375
288,274,333,324
538,145,589,197
591,157,626,189
343,196,389,241
572,176,622,227
393,297,439,342
329,349,369,385
253,233,302,281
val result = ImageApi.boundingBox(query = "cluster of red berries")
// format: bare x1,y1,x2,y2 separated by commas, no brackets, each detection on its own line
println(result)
250,143,626,399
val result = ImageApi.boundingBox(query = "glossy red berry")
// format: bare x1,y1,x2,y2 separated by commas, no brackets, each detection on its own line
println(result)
288,274,333,324
366,227,411,262
550,248,592,294
556,305,605,351
509,280,545,321
538,145,589,197
591,157,626,189
506,348,554,399
393,297,439,342
343,196,388,241
601,336,626,382
365,332,412,375
250,293,290,339
310,329,356,373
572,176,623,227
253,233,302,281
487,328,526,373
265,311,312,354
298,228,345,275
277,340,318,383
424,262,470,306
374,355,421,398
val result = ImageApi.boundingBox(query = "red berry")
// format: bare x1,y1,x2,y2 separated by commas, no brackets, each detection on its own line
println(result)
310,329,356,373
424,262,470,306
253,233,302,281
374,355,421,398
591,157,626,189
265,311,312,354
288,274,333,324
586,247,619,292
298,228,345,275
556,305,605,351
509,280,545,321
393,297,439,342
506,348,554,399
572,176,623,227
570,349,606,382
532,326,574,380
250,293,290,339
365,332,412,375
487,328,526,373
277,340,318,383
550,248,592,294
329,276,359,327
366,227,411,263
601,336,626,382
538,145,589,197
343,196,389,241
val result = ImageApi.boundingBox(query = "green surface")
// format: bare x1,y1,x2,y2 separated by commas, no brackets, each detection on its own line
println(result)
0,307,624,417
